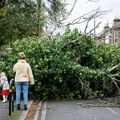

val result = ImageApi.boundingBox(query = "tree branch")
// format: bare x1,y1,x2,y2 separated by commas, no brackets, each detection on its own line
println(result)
87,21,101,35
107,75,120,94
62,0,78,21
108,63,120,73
66,7,110,26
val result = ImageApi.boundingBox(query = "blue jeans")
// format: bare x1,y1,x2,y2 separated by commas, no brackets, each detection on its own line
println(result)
15,82,29,105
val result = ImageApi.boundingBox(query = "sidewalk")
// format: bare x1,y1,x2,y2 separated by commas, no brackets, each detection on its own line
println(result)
0,100,33,120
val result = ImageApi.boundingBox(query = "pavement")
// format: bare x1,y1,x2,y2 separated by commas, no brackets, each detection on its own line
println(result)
0,99,33,120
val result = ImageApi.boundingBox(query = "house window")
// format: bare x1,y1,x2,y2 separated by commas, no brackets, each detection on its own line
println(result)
109,36,111,43
114,31,118,38
114,38,118,44
105,36,109,43
114,31,119,44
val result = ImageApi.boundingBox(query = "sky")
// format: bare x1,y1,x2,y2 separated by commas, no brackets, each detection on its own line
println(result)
65,0,120,34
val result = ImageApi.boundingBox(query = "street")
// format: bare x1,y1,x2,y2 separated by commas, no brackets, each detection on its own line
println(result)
35,100,120,120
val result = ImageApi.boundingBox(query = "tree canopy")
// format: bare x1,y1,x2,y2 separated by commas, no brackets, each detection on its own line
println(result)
0,28,120,100
0,0,67,46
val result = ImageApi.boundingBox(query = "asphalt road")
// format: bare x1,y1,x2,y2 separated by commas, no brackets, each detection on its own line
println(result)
36,100,120,120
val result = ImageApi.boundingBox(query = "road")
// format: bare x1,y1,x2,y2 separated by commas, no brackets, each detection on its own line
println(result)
34,100,120,120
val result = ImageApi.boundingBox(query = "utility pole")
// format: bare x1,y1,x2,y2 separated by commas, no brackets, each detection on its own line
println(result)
94,18,96,40
83,17,96,40
37,0,41,37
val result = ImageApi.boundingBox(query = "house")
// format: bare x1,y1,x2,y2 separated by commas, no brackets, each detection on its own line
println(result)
97,17,120,45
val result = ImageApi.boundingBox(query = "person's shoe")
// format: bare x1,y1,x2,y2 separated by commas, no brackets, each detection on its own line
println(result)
24,105,28,110
2,100,6,103
17,104,20,110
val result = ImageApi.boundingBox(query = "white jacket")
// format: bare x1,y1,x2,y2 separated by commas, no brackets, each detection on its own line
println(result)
13,59,34,85
0,76,9,90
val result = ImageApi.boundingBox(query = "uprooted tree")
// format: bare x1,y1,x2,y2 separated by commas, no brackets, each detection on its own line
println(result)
0,0,119,100
0,27,119,100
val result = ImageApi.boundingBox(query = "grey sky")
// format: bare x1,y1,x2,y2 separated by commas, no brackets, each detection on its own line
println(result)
66,0,120,34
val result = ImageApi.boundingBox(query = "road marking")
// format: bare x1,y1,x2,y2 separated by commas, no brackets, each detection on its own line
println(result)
107,107,117,114
41,101,47,120
33,101,42,120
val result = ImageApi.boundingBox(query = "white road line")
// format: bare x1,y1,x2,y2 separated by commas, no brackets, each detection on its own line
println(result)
41,101,47,120
33,101,42,120
107,107,117,114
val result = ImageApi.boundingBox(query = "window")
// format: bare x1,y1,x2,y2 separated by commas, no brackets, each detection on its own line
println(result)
105,36,109,43
114,38,118,44
109,36,111,44
114,31,118,38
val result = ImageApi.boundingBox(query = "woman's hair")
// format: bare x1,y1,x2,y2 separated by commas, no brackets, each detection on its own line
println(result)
0,72,6,77
19,52,26,59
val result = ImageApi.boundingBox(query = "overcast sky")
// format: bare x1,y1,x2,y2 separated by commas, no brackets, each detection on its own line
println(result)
65,0,120,34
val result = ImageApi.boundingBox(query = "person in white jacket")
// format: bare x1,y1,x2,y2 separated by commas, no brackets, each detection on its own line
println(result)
13,52,34,110
0,72,9,103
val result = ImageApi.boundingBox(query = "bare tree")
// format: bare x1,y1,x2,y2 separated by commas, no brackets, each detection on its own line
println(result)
47,0,110,36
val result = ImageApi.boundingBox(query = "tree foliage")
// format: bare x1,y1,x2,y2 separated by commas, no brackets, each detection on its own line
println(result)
47,0,67,26
0,28,120,100
0,0,67,47
0,0,42,45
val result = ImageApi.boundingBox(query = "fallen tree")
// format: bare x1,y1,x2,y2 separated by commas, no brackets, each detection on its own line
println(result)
0,28,120,100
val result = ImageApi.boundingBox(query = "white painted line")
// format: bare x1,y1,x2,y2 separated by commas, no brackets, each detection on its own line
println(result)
33,101,42,120
41,101,47,120
107,107,117,114
18,100,33,120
